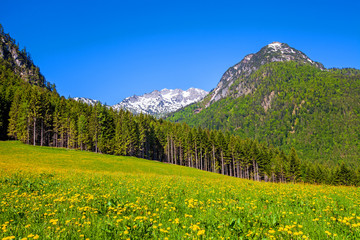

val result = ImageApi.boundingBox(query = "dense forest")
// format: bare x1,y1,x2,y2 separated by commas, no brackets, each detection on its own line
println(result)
167,62,360,166
1,25,359,186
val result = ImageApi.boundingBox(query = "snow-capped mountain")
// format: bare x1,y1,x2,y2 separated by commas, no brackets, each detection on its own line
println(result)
112,88,208,117
72,97,100,106
72,88,208,117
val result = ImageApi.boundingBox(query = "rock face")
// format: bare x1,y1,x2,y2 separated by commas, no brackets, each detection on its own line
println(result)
112,88,208,117
0,25,47,87
208,42,325,105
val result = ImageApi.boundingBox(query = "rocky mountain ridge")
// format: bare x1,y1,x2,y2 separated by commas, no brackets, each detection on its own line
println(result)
207,42,325,106
0,24,48,88
73,88,208,117
113,88,208,117
72,97,100,106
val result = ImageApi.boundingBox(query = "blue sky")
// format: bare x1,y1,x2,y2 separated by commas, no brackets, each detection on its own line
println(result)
1,0,359,105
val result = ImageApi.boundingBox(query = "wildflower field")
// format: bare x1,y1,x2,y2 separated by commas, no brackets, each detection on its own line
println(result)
1,141,360,239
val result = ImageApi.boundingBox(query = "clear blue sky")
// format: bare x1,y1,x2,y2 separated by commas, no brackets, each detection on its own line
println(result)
1,0,359,105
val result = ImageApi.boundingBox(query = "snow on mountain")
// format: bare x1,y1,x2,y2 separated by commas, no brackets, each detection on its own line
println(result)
72,97,100,106
112,88,208,117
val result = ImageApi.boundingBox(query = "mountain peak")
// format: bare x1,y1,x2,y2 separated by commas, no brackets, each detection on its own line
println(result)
72,97,100,106
73,88,208,117
267,41,283,49
112,88,208,117
208,42,325,104
0,25,48,88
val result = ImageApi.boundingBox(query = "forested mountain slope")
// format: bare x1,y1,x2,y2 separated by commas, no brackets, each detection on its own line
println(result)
0,24,55,139
167,62,360,166
0,24,51,89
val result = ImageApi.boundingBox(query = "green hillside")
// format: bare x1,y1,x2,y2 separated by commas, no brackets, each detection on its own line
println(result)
0,141,224,180
167,62,360,166
1,141,360,239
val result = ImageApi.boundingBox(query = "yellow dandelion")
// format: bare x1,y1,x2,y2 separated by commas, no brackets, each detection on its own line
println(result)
197,229,205,236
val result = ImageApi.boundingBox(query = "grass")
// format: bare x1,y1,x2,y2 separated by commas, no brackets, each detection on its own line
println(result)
0,141,223,178
1,141,360,239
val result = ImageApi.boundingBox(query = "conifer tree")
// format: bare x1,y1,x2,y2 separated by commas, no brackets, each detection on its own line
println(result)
77,114,88,150
333,162,352,185
216,131,227,175
289,147,301,182
29,87,42,145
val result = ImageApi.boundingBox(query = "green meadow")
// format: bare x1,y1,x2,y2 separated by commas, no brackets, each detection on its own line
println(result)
1,141,360,239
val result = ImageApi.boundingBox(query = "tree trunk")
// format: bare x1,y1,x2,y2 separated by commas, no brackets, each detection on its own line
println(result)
167,136,170,163
26,117,29,144
195,144,198,169
41,120,44,146
180,144,183,166
232,156,235,177
212,145,216,173
237,160,240,178
33,117,36,146
171,137,174,164
221,151,224,175
204,152,208,171
173,140,176,164
252,159,256,181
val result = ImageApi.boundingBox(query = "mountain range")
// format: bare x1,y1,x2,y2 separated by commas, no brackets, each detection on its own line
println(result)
73,88,208,117
72,97,100,106
74,42,326,114
112,88,208,117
